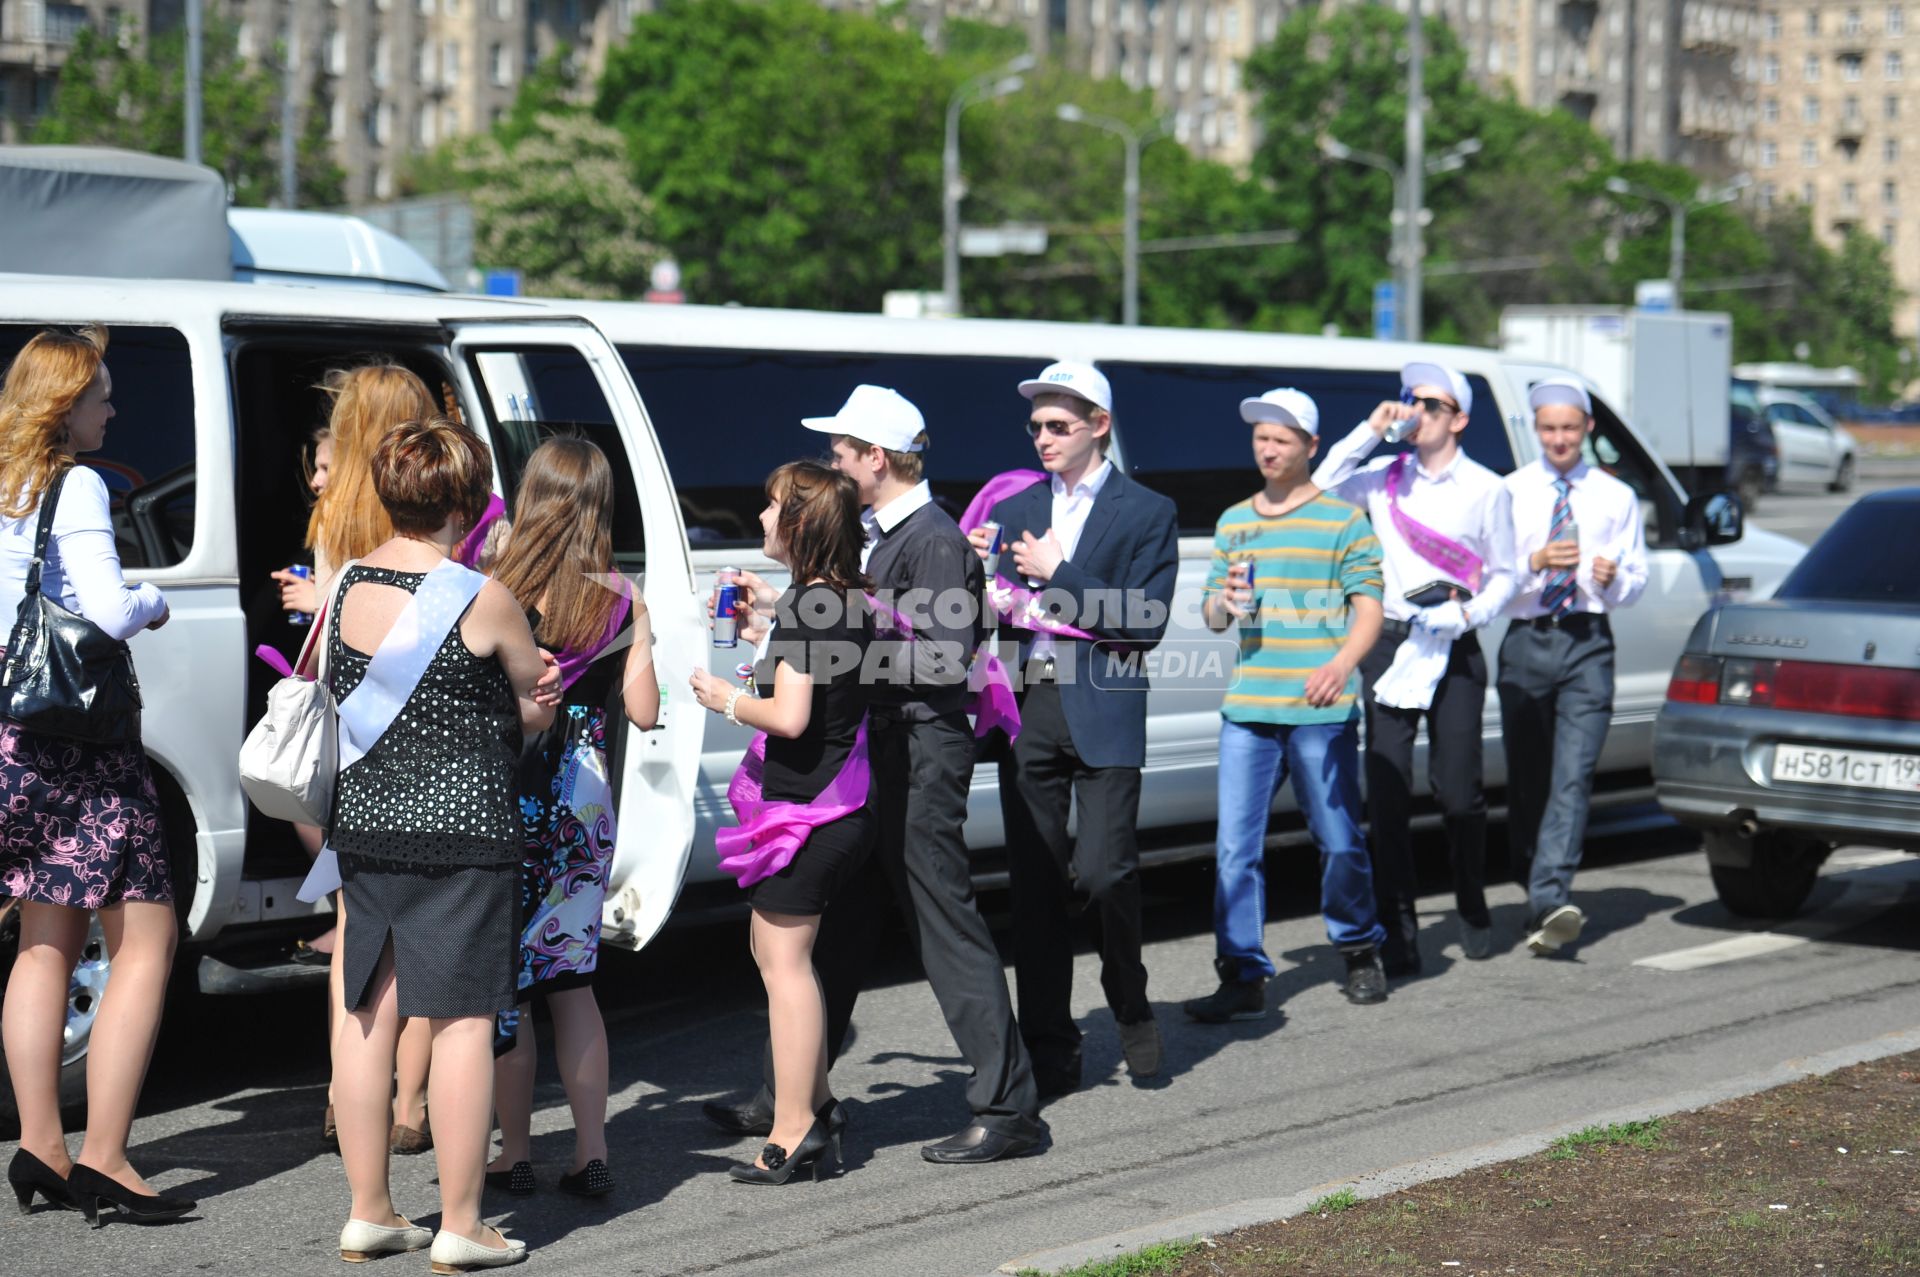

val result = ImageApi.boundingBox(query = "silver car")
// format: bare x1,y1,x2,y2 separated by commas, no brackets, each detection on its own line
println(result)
1653,488,1920,917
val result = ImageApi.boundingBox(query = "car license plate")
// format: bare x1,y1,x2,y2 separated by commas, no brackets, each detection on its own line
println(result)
1770,744,1920,793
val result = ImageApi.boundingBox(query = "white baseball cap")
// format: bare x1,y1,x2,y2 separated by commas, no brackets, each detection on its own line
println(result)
1240,388,1321,438
1017,361,1113,415
1401,361,1473,418
1528,375,1593,415
801,384,926,452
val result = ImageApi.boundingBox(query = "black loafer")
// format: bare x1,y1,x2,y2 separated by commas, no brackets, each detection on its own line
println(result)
920,1122,1046,1164
483,1160,535,1197
702,1096,774,1138
1117,1018,1163,1077
557,1159,614,1197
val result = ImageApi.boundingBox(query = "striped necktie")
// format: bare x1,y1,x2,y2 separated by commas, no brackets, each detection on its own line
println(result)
1541,477,1576,616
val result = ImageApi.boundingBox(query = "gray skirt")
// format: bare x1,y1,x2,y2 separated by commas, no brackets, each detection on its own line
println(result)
339,854,521,1020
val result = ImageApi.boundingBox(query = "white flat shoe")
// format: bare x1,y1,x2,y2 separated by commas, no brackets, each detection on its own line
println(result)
430,1226,528,1273
1527,904,1586,955
339,1216,432,1262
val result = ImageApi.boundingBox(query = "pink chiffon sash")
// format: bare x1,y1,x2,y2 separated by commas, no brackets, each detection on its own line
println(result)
1385,453,1485,593
715,717,871,889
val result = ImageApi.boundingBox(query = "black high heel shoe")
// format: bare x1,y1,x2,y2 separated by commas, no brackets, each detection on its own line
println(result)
727,1116,836,1185
816,1098,847,1165
8,1149,76,1214
65,1163,195,1227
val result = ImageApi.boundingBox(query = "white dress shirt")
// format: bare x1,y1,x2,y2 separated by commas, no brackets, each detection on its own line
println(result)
1503,457,1649,616
0,466,166,642
1311,422,1517,626
1032,459,1113,662
860,480,933,571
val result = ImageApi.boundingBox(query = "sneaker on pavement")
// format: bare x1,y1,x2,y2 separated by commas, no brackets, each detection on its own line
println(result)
1342,948,1388,1005
1182,979,1268,1023
1526,904,1585,955
1459,920,1494,960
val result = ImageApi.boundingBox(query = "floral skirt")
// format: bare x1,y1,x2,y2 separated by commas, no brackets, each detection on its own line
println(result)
0,722,171,909
495,704,616,1050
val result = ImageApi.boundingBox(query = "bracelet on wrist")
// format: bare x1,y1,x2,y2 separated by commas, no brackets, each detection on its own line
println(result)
723,687,744,726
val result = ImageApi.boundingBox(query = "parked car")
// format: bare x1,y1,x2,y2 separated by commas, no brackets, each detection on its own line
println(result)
1726,398,1780,512
1652,488,1920,918
1733,380,1858,494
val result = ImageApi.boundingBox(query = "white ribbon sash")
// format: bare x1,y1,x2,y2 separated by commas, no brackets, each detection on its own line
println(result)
297,560,489,903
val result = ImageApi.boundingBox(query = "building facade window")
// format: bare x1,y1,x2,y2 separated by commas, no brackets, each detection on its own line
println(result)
1883,222,1897,245
1888,51,1904,79
1760,181,1778,206
1764,53,1780,82
1764,96,1780,122
1803,138,1820,165
1891,5,1907,34
1843,54,1864,81
491,43,512,86
1887,136,1901,161
1762,140,1780,166
1807,8,1820,34
1889,93,1903,117
1843,180,1858,205
1845,8,1863,35
1884,179,1899,203
1805,94,1822,121
1765,11,1781,36
1805,54,1820,81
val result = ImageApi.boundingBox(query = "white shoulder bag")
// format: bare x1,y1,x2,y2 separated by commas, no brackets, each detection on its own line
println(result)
238,561,357,827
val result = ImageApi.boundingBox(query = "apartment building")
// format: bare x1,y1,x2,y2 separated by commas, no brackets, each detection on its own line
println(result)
1749,1,1920,334
0,0,153,143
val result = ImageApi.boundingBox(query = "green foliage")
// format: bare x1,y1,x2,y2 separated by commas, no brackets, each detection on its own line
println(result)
1547,1118,1667,1161
1010,1239,1199,1277
596,0,949,310
33,18,341,209
1309,1187,1362,1214
462,112,659,299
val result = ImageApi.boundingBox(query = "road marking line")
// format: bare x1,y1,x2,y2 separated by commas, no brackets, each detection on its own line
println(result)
1829,849,1913,870
1634,932,1810,971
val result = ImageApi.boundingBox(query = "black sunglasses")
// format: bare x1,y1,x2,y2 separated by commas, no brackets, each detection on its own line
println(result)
1026,418,1088,439
1409,395,1460,416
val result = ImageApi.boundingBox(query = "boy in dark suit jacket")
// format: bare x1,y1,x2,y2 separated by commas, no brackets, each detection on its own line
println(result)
969,362,1180,1093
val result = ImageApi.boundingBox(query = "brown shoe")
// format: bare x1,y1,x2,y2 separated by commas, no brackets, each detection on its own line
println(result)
322,1104,338,1149
389,1114,432,1155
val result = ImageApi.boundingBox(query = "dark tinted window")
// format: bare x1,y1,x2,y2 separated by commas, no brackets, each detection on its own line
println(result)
1775,500,1920,601
618,348,1047,547
1099,362,1511,534
466,349,649,571
0,323,195,567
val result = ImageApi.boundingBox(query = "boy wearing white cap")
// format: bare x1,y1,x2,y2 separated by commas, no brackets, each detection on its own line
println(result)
970,361,1180,1090
1311,361,1517,974
1186,389,1390,1022
1498,376,1647,956
703,384,1047,1163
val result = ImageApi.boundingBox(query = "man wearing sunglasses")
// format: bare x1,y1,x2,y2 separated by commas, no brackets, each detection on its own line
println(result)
1311,361,1517,977
967,361,1179,1093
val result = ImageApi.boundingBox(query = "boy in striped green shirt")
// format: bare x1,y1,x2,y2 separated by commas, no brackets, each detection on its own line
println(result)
1185,388,1390,1022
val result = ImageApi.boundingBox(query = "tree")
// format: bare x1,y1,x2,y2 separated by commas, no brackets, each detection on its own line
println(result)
595,0,949,310
462,112,660,299
34,18,342,209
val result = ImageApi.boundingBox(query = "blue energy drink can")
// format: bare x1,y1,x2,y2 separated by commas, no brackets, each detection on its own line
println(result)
713,567,741,648
286,563,313,627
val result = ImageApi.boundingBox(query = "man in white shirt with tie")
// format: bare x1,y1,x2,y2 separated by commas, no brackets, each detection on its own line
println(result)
1312,361,1517,976
1498,376,1648,956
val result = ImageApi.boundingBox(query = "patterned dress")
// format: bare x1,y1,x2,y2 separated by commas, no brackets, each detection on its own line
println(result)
0,725,170,908
495,610,625,1049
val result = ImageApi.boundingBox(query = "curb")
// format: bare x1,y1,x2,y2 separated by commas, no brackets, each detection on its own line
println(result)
995,1023,1920,1275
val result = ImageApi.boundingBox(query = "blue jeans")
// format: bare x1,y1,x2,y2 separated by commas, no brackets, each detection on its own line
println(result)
1213,717,1386,980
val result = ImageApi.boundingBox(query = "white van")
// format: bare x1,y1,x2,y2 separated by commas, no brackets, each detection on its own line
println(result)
561,302,1811,910
0,281,1807,1116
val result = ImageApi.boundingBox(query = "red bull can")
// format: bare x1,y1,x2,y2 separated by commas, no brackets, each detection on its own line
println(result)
285,563,313,627
713,567,741,648
979,521,1004,578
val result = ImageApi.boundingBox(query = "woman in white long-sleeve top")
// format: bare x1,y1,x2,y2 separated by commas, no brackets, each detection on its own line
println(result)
0,325,191,1226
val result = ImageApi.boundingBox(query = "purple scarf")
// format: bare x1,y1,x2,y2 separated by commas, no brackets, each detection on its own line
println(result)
551,591,632,691
1385,453,1485,593
714,717,871,889
868,590,1024,742
456,494,508,569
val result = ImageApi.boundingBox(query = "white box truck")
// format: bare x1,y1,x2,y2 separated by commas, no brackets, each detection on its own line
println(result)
1500,305,1732,494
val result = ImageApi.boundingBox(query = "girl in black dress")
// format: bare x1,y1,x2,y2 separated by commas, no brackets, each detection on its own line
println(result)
688,461,874,1184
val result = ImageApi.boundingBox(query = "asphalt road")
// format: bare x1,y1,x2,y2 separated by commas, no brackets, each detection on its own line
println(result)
1746,454,1915,544
6,469,1917,1277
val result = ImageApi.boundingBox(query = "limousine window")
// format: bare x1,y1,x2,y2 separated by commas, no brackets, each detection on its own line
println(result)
617,347,1045,548
1098,362,1511,534
468,348,649,572
0,323,195,568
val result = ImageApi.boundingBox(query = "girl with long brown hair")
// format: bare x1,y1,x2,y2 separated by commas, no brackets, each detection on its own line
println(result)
0,326,190,1224
689,460,874,1185
483,438,659,1200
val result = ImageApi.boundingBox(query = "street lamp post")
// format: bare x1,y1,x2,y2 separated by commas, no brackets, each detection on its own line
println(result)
1320,134,1481,340
1605,174,1753,302
1405,0,1425,341
943,55,1034,317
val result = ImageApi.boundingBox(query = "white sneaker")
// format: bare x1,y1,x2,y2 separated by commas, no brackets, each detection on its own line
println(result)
1526,904,1586,955
339,1217,432,1263
429,1226,528,1273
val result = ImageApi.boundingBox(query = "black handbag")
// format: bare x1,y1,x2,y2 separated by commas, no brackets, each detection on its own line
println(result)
0,467,143,745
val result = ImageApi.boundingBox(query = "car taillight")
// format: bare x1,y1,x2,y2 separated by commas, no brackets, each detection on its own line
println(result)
1770,661,1920,721
1666,654,1723,703
1720,658,1777,705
